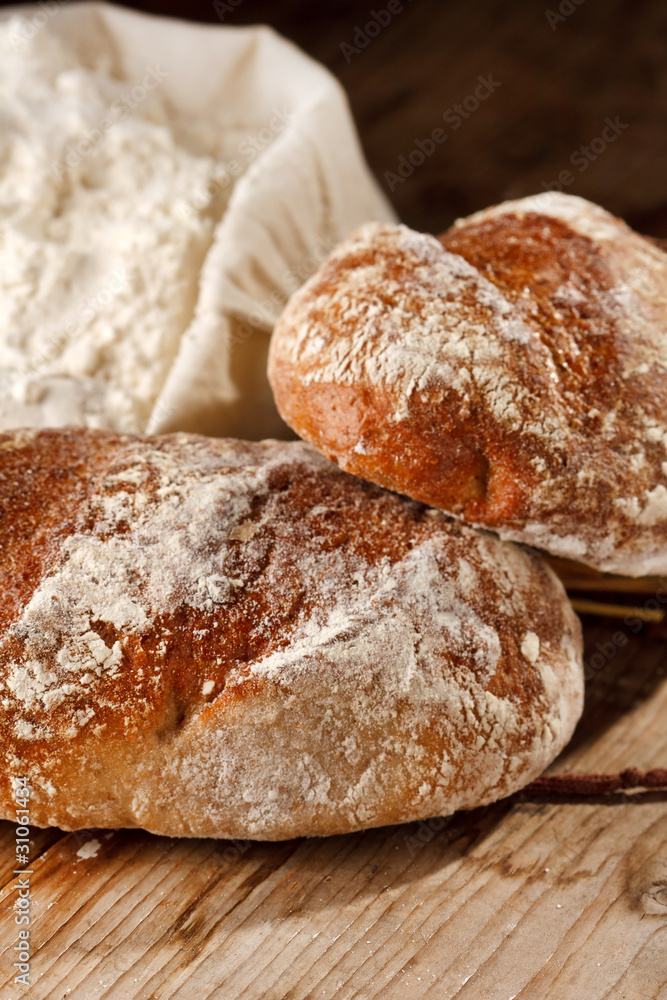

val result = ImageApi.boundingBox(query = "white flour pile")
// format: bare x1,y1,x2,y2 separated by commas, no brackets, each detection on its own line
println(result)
0,17,251,431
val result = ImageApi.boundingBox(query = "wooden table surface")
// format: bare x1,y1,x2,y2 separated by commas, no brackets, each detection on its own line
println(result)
1,2,666,998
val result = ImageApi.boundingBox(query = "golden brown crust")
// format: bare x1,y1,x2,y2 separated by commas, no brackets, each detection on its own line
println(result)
268,193,667,576
0,427,582,839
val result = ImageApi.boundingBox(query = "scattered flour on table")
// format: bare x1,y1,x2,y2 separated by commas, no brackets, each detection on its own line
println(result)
75,838,101,859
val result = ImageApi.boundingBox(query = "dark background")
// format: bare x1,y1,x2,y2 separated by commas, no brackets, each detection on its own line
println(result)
5,0,667,235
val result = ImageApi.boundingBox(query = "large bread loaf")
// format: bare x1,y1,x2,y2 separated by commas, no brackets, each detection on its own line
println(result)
0,428,583,839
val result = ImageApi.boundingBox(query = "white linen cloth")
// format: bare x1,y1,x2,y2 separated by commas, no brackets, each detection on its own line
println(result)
0,2,395,438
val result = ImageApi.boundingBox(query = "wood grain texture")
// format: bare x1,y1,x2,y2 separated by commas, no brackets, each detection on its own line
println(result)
1,618,665,1000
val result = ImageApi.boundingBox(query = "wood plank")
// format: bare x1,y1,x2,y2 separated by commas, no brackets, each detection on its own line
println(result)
0,825,62,894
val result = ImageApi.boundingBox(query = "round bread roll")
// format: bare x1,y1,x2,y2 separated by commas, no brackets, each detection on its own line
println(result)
0,428,582,840
268,192,667,576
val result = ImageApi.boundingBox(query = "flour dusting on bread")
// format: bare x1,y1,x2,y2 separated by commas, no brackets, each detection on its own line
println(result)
0,428,583,838
269,194,667,576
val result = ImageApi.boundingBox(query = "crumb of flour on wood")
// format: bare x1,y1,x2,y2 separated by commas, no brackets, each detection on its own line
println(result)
75,838,101,859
